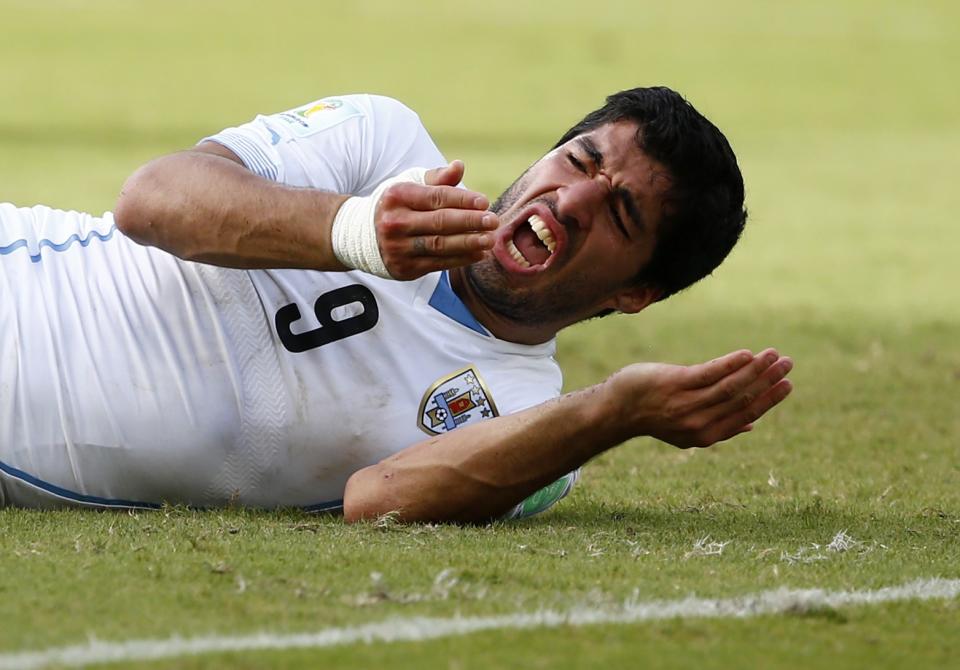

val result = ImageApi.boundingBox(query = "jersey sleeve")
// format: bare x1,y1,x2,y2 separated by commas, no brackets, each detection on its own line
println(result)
200,94,448,195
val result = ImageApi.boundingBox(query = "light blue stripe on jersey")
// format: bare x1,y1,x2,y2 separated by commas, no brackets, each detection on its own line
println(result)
428,271,490,336
0,459,345,512
0,459,162,510
204,132,279,181
0,224,117,263
302,499,344,513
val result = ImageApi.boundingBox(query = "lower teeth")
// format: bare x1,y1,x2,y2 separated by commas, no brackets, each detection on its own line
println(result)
507,240,531,267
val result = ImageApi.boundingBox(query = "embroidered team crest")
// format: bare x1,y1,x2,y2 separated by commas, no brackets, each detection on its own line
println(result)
417,366,499,436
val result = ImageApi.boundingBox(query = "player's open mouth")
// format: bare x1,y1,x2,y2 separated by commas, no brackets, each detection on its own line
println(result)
506,214,556,268
494,207,565,274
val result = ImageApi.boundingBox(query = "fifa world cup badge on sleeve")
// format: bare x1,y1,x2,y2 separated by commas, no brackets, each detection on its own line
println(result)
278,97,362,137
417,366,499,436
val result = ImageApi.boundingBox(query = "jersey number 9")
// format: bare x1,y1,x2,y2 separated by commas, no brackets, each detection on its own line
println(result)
275,285,379,353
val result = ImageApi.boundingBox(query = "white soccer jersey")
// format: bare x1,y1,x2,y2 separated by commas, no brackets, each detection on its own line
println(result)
0,94,578,516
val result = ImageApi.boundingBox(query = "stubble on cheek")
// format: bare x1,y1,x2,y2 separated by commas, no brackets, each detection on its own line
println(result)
490,165,533,217
466,259,605,328
464,260,527,321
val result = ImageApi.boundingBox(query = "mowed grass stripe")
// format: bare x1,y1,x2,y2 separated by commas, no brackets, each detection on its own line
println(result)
1,579,957,670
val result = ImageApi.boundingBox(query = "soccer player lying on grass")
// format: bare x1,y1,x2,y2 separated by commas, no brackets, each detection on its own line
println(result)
0,87,793,522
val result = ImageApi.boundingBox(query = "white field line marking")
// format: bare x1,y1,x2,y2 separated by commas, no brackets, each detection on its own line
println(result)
1,578,958,670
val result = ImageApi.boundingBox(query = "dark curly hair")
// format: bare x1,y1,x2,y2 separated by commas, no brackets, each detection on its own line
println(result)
555,86,747,302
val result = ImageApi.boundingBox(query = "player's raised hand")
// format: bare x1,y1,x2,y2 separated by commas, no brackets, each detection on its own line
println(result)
604,349,794,449
374,160,499,280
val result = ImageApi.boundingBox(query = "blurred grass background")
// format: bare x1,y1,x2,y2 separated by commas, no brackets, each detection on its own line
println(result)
2,0,956,317
0,0,958,663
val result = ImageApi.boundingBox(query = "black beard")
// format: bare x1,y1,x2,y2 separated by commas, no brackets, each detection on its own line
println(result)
466,260,598,326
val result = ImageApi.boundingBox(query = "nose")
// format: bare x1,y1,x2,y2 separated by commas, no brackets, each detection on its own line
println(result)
555,174,611,230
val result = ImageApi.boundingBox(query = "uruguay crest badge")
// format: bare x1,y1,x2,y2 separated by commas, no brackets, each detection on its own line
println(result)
417,366,499,436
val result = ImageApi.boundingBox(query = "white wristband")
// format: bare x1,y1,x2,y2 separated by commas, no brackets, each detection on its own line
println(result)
331,167,428,278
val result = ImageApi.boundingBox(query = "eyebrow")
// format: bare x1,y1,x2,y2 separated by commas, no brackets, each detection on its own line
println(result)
576,136,646,235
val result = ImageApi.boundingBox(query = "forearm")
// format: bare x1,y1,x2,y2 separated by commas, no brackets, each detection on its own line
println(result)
114,149,349,269
343,383,627,524
343,349,795,525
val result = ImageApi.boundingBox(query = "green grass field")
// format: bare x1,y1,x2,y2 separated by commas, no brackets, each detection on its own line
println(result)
1,1,958,667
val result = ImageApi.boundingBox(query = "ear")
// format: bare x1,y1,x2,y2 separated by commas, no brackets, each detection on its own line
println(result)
609,284,660,314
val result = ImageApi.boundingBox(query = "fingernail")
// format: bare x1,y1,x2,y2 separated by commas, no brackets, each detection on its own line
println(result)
482,213,498,228
474,196,489,209
477,233,493,247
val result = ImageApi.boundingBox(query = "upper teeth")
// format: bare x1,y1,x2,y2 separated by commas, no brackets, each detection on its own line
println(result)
529,214,557,254
504,214,558,269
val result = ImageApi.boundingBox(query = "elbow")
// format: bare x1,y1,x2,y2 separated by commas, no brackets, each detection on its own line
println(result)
343,464,401,524
341,462,467,524
342,461,507,525
114,165,160,243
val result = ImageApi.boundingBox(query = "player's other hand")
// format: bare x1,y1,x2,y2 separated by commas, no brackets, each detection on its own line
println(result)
375,160,499,280
604,349,794,449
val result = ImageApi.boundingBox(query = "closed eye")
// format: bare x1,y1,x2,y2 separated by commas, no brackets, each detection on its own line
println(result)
609,204,629,239
567,153,587,173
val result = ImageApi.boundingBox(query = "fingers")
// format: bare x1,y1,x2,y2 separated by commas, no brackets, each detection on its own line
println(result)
380,231,491,279
379,209,496,260
392,180,490,213
405,252,487,273
707,378,794,444
408,231,494,256
388,208,499,237
682,349,754,389
697,349,783,407
702,354,792,421
425,160,466,188
667,349,793,448
377,181,498,274
370,162,496,280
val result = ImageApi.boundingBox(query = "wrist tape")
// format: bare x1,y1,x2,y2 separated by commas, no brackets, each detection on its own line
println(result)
331,167,428,278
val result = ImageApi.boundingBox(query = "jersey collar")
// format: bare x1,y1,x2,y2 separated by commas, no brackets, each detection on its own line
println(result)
428,271,490,336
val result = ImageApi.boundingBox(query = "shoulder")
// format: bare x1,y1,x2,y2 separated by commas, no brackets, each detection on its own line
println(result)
357,94,423,122
302,94,445,188
310,94,427,138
